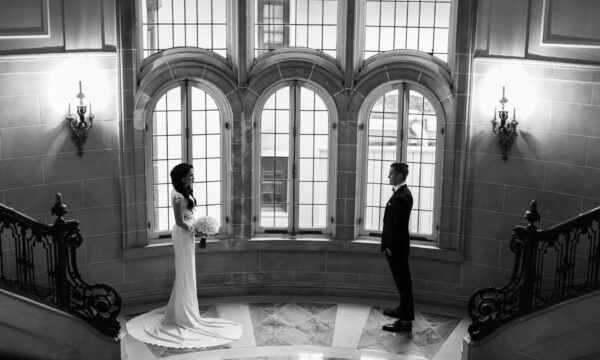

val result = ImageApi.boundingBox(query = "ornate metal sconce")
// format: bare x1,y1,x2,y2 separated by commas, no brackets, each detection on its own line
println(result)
490,86,518,161
66,81,94,157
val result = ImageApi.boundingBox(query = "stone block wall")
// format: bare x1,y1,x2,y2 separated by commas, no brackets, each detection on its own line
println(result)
0,53,125,287
464,58,600,282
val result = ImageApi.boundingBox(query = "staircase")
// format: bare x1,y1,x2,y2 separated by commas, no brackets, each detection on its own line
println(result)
463,201,600,360
0,194,121,360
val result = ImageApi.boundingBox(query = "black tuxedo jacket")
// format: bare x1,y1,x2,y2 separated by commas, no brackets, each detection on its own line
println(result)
381,184,413,257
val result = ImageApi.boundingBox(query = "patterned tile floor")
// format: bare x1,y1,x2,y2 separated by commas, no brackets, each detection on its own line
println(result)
120,296,468,360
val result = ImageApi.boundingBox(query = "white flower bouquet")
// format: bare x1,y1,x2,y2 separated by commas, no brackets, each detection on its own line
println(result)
193,216,219,248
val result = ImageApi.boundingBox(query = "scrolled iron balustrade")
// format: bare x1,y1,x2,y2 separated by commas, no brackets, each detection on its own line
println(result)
0,193,121,338
468,200,600,340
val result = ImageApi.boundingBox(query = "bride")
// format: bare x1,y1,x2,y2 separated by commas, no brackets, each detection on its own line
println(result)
126,163,243,348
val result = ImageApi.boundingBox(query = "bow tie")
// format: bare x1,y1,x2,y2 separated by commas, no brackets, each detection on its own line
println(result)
391,187,395,193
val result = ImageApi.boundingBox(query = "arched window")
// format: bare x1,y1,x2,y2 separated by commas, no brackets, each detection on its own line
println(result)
255,82,336,234
360,83,443,239
141,0,228,58
361,0,451,61
252,0,340,58
146,81,230,239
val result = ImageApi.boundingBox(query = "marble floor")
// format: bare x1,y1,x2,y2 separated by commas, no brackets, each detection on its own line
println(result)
119,296,469,360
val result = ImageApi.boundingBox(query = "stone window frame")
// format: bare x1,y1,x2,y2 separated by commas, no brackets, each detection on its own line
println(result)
244,50,347,239
130,48,240,247
356,80,446,241
350,51,460,252
122,0,473,257
143,79,233,242
251,79,339,236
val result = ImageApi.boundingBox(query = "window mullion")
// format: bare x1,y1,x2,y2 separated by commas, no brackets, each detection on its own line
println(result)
397,86,405,161
291,82,300,234
183,80,190,163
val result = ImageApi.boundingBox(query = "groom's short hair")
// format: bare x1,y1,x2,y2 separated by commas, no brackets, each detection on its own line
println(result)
390,162,409,181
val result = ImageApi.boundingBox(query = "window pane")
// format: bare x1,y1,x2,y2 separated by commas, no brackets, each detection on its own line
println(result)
157,25,173,49
167,111,182,135
275,134,290,157
206,111,221,133
192,135,206,159
314,111,328,134
299,159,313,181
206,158,220,181
155,160,169,184
154,134,167,159
313,182,327,204
380,2,395,26
167,135,182,159
262,110,276,133
206,182,220,204
323,1,337,24
313,205,327,227
379,27,394,53
419,28,434,53
298,204,312,228
300,111,314,134
153,111,167,135
418,211,433,235
435,3,451,28
195,181,207,205
274,203,289,227
206,134,220,158
313,135,328,157
192,111,205,135
365,27,380,52
365,1,381,26
420,3,435,27
300,135,314,157
166,87,181,110
173,25,185,47
186,24,198,47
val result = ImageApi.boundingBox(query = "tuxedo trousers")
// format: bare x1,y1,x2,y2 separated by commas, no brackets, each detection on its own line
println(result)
386,252,415,321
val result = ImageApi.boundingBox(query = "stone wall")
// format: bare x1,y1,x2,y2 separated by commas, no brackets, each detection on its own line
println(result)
0,53,125,286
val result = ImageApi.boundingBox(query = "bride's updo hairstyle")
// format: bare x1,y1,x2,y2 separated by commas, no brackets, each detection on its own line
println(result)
170,163,197,211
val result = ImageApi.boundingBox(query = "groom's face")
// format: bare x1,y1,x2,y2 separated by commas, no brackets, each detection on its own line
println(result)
388,167,403,186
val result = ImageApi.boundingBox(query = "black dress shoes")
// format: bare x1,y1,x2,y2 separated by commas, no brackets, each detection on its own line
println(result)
382,320,412,333
383,308,402,318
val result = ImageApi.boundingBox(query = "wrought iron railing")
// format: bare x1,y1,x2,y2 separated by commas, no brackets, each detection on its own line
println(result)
468,200,600,340
0,193,121,338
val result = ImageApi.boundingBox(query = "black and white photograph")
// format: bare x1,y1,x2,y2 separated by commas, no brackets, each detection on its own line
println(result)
0,0,599,359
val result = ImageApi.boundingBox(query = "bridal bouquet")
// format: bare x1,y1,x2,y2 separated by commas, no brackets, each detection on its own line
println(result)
193,216,219,248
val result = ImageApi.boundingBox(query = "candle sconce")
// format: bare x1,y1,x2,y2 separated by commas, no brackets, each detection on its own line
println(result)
66,81,94,157
490,86,518,161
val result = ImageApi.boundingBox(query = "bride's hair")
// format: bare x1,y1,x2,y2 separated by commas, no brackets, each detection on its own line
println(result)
170,163,197,211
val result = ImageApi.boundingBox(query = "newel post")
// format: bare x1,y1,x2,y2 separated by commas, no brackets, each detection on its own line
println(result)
51,193,70,307
519,200,541,313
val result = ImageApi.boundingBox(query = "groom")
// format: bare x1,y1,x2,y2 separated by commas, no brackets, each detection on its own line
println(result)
381,162,414,332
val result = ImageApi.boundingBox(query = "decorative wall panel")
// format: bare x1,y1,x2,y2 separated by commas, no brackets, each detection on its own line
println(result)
0,0,116,54
0,0,49,38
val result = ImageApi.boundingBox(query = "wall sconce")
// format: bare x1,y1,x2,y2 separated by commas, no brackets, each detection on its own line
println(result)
490,86,518,161
66,81,94,157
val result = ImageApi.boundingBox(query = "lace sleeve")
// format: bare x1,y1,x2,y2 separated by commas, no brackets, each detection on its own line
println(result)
171,191,184,206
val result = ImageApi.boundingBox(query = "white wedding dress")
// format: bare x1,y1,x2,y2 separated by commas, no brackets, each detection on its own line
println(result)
126,190,243,348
